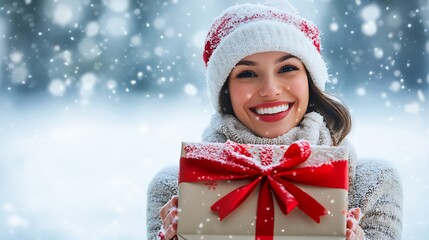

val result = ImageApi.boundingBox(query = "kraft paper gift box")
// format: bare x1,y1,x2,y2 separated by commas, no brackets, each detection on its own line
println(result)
177,140,349,240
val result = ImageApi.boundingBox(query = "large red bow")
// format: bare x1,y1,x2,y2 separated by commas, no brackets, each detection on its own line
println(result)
179,140,348,240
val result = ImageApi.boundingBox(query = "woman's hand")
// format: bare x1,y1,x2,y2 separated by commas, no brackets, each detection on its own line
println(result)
346,208,365,240
159,195,179,240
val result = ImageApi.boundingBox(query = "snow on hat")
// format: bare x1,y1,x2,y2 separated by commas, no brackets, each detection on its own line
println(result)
203,0,329,111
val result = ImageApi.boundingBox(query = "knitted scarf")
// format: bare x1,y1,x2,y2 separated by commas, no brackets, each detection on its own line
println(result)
201,111,357,192
202,111,332,145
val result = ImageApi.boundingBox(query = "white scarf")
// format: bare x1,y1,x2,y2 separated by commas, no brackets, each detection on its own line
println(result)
201,111,357,191
202,111,333,145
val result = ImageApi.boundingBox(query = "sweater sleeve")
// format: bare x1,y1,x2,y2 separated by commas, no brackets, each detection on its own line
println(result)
352,159,402,240
146,166,179,240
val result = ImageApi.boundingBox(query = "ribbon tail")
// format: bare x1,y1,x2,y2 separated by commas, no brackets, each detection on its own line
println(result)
211,177,261,220
267,176,298,215
255,178,274,240
276,178,327,223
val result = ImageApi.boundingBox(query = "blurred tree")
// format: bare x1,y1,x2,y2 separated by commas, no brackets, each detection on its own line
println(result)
0,0,207,100
3,1,47,94
0,0,427,102
322,0,428,96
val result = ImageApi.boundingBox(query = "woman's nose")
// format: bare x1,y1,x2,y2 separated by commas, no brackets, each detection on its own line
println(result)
258,75,282,97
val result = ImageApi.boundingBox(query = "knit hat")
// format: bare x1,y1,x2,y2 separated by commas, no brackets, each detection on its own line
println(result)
203,0,329,111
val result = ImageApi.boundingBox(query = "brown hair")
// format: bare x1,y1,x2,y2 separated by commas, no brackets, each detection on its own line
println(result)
218,73,352,146
306,73,352,145
219,81,235,117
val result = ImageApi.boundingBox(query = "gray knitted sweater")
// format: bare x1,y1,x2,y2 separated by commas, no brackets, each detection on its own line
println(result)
146,112,402,239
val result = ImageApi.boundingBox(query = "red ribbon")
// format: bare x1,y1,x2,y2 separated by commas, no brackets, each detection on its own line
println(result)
179,140,348,240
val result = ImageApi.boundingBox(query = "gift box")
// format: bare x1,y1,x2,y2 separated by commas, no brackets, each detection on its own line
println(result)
177,140,349,240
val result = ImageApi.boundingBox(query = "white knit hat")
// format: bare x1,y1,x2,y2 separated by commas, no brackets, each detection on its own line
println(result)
203,0,329,111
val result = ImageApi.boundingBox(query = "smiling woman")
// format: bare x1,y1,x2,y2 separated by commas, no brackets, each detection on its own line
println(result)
147,1,402,240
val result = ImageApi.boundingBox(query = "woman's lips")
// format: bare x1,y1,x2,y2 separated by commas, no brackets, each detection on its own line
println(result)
250,102,294,122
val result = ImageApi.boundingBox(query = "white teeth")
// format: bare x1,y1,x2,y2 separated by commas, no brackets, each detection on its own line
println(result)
255,104,289,115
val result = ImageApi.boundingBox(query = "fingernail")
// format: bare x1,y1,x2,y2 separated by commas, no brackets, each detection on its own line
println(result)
347,219,353,229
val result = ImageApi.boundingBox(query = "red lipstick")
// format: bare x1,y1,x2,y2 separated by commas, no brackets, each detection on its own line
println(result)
250,102,293,122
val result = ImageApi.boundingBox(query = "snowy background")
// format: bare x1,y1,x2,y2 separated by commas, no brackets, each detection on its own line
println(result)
0,0,428,239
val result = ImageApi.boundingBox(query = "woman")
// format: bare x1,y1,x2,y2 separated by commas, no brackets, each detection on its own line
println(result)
147,1,402,239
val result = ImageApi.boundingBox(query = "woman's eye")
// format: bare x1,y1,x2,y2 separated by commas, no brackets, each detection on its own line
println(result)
279,65,298,73
237,71,257,78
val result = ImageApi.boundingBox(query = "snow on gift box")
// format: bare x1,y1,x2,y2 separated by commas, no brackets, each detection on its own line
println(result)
177,140,349,240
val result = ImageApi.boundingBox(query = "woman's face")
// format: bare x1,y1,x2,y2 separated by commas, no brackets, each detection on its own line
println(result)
228,51,309,138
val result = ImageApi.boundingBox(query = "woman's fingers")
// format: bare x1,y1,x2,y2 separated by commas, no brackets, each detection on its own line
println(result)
164,222,178,240
160,195,179,219
346,215,365,240
159,195,179,240
162,207,178,230
348,207,362,222
346,229,357,240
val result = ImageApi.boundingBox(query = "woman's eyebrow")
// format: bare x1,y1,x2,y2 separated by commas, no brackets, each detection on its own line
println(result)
235,54,296,67
235,60,257,66
275,54,295,63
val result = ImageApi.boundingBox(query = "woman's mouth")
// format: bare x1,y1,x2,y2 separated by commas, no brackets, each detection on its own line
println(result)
254,104,289,115
250,102,293,122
